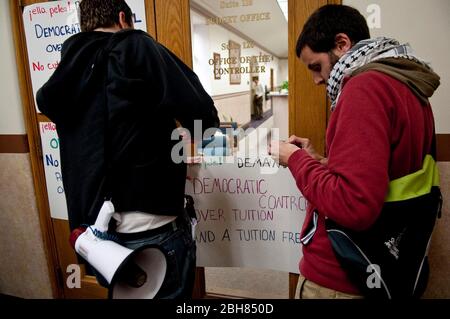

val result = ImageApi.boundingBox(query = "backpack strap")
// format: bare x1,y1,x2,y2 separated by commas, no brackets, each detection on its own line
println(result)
88,32,129,221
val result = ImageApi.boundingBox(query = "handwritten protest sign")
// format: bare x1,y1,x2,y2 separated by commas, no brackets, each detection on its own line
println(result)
23,0,147,112
39,122,67,219
186,156,305,273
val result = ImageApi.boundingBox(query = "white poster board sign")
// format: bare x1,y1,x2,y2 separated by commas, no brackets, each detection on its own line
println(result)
39,122,68,219
186,156,305,274
23,0,147,112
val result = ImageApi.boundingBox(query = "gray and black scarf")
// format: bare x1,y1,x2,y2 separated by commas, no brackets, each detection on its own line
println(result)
327,37,440,110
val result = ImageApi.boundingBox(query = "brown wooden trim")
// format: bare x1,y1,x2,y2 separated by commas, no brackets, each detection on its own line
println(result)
155,0,192,67
437,134,450,162
37,113,51,122
327,0,343,5
212,91,250,100
289,0,328,155
0,134,29,153
144,0,157,38
21,0,49,5
289,272,299,299
192,267,206,299
10,0,62,298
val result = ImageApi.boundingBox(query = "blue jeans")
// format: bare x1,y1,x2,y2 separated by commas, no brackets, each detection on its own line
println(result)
92,211,196,299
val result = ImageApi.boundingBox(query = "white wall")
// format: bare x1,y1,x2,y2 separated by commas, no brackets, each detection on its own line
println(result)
278,59,288,90
193,24,213,95
191,10,284,97
344,0,450,134
191,9,287,123
0,0,26,134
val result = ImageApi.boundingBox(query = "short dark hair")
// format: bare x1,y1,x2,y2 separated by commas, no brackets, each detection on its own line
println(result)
79,0,133,32
296,4,370,56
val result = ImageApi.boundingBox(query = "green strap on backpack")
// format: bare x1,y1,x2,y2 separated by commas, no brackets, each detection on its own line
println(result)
326,154,442,299
386,155,440,202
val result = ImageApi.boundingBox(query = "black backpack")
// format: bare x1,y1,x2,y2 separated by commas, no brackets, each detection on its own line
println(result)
326,155,442,299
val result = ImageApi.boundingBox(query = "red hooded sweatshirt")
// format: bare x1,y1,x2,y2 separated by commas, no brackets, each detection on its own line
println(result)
288,70,435,294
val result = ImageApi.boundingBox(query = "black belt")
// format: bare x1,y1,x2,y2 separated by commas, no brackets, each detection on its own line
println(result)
114,216,181,242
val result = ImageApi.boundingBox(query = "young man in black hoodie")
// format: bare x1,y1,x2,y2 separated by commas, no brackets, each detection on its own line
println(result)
37,0,219,298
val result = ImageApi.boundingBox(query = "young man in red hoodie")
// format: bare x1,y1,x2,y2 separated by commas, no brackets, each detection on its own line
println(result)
270,5,440,298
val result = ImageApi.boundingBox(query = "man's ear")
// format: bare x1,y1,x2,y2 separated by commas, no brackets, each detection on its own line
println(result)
118,11,132,29
332,33,352,57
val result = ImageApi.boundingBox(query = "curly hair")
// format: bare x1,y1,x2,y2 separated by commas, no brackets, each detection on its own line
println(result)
296,4,370,56
79,0,133,32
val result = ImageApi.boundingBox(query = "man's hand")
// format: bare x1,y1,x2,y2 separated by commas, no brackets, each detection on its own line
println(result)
269,140,300,167
287,136,327,164
269,135,328,167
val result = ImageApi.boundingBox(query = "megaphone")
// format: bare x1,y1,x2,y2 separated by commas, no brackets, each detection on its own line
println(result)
69,201,167,299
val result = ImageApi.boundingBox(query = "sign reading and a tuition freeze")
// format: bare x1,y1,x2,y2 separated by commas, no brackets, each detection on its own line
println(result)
186,157,305,273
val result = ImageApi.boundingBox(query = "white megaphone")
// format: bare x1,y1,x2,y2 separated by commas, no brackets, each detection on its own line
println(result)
69,201,167,299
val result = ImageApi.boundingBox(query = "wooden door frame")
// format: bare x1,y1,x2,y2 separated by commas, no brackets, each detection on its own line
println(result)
289,0,340,155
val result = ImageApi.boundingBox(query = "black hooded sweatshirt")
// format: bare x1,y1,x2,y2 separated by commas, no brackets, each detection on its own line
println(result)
37,29,219,230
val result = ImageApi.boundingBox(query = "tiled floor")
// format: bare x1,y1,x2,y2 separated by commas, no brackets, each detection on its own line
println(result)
205,267,290,299
247,110,273,129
